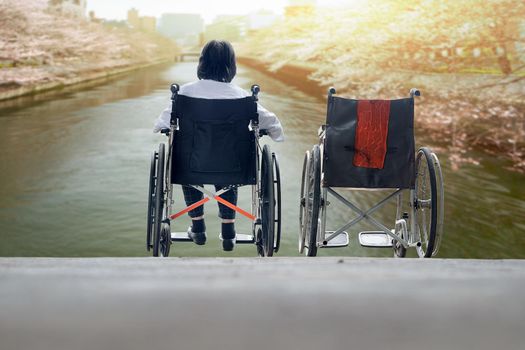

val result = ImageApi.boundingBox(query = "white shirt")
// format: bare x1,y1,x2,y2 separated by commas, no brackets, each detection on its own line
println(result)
153,79,284,142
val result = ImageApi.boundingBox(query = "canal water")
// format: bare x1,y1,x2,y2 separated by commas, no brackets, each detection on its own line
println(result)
1,62,524,258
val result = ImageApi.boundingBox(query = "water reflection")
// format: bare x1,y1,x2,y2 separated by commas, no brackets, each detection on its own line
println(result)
0,62,524,258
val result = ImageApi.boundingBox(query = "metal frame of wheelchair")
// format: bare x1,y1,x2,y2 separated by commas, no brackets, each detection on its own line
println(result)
299,88,444,258
146,84,281,257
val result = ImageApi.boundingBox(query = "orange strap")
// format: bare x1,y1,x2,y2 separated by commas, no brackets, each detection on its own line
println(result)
215,196,256,221
170,197,256,221
170,197,210,220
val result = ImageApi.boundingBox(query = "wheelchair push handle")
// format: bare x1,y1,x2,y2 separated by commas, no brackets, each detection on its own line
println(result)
410,88,421,97
251,85,260,101
170,84,180,100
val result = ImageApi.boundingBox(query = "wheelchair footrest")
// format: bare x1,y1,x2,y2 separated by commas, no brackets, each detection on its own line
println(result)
170,232,254,244
235,233,255,244
322,231,349,248
358,231,393,248
171,232,192,242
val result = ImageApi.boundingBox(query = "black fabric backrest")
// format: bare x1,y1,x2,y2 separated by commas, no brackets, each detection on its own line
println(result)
324,96,415,188
171,95,258,185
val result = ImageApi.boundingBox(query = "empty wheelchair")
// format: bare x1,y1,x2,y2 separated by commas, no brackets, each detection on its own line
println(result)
299,88,444,258
147,84,281,257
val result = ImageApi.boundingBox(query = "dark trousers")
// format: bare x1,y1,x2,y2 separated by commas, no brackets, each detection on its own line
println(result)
182,185,238,219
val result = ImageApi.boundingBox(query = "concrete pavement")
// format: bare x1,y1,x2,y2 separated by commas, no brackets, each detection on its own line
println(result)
1,257,524,350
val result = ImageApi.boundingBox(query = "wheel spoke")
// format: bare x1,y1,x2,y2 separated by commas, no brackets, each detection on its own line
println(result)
418,199,432,209
421,208,429,244
414,148,439,258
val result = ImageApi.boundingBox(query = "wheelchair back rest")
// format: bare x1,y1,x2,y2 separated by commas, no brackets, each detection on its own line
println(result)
171,95,258,186
324,96,415,189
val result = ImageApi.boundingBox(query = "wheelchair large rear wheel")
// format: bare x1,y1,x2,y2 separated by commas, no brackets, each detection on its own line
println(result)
152,143,165,257
260,145,275,257
272,152,282,253
146,150,157,251
304,145,321,257
298,150,311,254
414,147,443,258
430,151,445,256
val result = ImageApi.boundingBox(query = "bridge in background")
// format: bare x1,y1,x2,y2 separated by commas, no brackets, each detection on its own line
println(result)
176,47,200,62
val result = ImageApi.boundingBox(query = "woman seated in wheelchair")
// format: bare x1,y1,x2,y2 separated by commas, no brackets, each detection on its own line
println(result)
153,40,284,251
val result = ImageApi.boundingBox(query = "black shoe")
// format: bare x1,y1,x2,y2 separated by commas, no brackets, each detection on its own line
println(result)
220,223,236,251
221,237,236,251
187,226,206,245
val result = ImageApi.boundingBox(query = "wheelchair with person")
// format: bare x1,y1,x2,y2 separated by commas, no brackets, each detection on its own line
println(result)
146,84,281,257
299,88,444,258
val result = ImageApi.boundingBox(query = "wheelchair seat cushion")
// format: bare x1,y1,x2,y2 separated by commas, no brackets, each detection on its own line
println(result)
324,96,415,189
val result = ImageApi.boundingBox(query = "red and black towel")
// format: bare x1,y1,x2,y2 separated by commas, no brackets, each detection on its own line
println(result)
353,100,391,169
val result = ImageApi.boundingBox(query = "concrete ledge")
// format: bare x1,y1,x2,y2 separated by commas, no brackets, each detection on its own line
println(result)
1,257,524,350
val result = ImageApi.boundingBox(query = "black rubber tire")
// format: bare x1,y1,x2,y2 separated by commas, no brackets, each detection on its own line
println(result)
415,147,438,258
256,228,264,257
146,151,157,252
272,153,282,253
159,222,171,257
298,151,310,254
153,143,165,257
393,192,407,258
260,145,275,257
305,145,321,257
393,229,407,257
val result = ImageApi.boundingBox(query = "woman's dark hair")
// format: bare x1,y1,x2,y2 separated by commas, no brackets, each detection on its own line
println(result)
197,40,237,83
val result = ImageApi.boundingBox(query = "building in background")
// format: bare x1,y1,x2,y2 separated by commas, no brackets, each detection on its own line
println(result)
127,8,140,28
204,15,243,43
204,10,279,42
127,8,157,33
48,0,86,18
140,16,157,32
158,13,204,46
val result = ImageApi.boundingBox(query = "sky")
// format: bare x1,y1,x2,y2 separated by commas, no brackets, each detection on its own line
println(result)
86,0,354,23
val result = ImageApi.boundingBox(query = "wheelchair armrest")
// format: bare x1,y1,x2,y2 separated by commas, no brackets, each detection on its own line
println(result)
160,128,170,136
